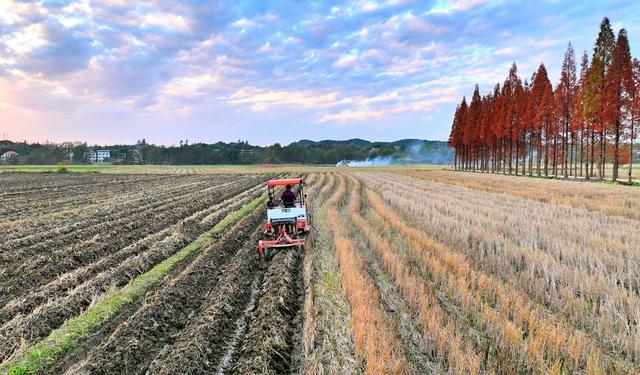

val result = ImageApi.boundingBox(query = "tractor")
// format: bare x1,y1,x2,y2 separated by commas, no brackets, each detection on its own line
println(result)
258,178,309,260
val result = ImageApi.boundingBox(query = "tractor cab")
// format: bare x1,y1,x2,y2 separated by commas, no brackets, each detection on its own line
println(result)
258,178,309,260
265,178,309,235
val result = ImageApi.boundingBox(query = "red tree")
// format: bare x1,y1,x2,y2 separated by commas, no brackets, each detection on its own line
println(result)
556,42,578,177
602,29,634,181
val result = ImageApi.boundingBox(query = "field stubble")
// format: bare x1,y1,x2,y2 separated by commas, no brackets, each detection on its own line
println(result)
358,171,640,372
3,169,640,374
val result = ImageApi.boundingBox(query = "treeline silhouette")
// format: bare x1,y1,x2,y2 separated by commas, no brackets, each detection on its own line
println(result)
0,138,451,165
448,17,639,182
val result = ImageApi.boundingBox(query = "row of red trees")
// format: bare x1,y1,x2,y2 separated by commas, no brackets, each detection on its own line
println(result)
448,17,640,182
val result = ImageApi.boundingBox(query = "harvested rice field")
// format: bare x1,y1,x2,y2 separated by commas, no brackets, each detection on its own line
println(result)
0,170,638,374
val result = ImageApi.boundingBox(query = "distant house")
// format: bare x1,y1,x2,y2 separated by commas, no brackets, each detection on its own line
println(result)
1,151,18,163
86,149,111,163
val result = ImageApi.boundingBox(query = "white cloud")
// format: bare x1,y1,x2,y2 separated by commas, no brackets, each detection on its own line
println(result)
143,12,191,33
4,24,47,53
231,18,257,28
333,53,358,68
316,108,385,122
228,87,341,110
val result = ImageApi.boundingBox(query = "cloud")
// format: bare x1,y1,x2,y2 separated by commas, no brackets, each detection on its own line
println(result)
0,0,639,145
143,12,191,33
317,108,385,122
228,87,341,110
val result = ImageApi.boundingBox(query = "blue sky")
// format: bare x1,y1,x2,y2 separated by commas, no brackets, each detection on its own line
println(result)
1,0,639,146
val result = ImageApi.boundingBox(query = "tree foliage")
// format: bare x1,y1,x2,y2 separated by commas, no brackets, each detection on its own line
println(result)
448,17,640,182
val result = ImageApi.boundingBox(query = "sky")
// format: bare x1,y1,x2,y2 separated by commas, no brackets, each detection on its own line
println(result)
1,0,640,146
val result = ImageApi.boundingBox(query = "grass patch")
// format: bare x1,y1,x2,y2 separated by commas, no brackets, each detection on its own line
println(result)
0,192,267,375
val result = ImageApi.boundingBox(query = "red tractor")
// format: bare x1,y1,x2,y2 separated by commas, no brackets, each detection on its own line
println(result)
258,178,309,260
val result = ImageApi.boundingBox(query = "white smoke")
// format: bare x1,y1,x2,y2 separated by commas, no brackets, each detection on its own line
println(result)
336,140,453,167
336,156,395,167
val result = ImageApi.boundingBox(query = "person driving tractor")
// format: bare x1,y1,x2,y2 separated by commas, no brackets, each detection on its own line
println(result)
281,184,296,207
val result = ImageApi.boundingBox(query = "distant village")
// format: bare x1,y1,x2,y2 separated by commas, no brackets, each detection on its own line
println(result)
0,140,142,165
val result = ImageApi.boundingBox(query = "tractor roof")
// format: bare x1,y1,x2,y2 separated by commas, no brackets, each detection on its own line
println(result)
266,178,303,187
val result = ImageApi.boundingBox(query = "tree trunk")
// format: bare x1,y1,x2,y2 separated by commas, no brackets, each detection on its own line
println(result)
524,135,527,175
589,128,595,179
544,127,549,177
598,130,603,179
537,131,543,176
560,124,568,177
553,134,558,177
630,119,635,183
579,126,584,178
568,126,573,178
515,135,519,175
529,132,534,176
613,120,620,181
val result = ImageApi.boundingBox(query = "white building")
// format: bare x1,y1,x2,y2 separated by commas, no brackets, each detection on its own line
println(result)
1,151,18,163
87,150,111,163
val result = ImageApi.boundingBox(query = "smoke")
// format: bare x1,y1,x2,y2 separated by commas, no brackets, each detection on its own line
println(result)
336,141,453,167
336,156,395,167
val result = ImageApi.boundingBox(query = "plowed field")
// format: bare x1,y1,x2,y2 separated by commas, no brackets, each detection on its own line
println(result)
1,171,639,374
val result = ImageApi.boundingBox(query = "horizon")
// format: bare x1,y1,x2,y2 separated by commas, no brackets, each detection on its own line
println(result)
0,136,447,148
2,1,640,146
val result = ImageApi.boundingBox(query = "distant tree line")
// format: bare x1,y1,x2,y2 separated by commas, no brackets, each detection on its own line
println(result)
0,138,452,165
448,17,640,182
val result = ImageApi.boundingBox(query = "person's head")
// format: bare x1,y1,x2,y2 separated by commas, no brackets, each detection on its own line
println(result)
285,184,292,190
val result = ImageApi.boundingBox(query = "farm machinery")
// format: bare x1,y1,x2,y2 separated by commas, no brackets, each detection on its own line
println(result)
258,178,309,260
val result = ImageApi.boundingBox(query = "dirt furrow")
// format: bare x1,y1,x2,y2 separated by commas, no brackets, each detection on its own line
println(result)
229,249,304,375
63,211,264,375
0,184,264,328
0,174,162,199
0,175,172,216
0,177,260,294
0,188,267,364
0,175,188,225
0,176,228,245
144,231,264,375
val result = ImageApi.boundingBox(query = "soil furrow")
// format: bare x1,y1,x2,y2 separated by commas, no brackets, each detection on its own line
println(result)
0,188,266,363
0,177,261,293
144,230,264,375
0,176,236,248
229,249,304,375
64,210,264,375
0,184,264,327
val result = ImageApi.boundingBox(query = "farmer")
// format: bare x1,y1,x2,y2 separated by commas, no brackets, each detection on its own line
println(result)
281,184,296,207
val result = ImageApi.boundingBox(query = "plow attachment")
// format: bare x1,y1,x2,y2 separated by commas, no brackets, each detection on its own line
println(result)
258,226,305,260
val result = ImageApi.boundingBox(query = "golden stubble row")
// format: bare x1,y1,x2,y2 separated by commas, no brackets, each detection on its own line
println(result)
345,175,483,374
358,171,640,367
402,170,640,221
363,183,628,373
324,174,407,374
301,172,323,373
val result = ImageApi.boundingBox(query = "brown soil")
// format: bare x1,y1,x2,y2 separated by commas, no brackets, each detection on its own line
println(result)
229,250,304,374
64,211,264,374
1,173,309,374
0,186,265,363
